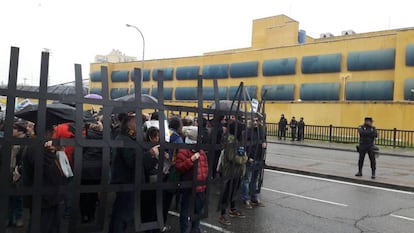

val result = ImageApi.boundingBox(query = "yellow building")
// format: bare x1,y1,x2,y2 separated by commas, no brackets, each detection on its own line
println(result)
90,15,414,130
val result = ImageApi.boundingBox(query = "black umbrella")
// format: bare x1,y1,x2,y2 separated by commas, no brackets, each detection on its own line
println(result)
113,94,158,113
15,103,75,126
209,100,242,112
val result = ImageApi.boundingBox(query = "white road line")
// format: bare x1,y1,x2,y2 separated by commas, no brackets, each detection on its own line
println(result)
168,211,234,233
265,169,414,195
262,187,348,207
390,214,414,222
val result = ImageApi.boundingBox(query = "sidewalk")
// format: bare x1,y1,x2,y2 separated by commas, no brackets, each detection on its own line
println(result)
267,137,414,157
264,140,414,192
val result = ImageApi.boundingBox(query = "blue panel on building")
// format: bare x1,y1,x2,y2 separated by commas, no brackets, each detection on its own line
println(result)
90,71,101,82
111,70,130,82
153,68,174,81
261,84,295,101
202,87,228,100
131,69,150,81
151,87,173,100
202,64,229,79
347,48,395,71
176,66,200,80
130,88,150,95
229,86,257,99
346,81,394,100
89,88,102,95
262,58,296,76
300,83,340,101
404,78,414,100
230,61,258,78
175,87,197,100
406,45,414,66
301,54,342,74
110,88,129,99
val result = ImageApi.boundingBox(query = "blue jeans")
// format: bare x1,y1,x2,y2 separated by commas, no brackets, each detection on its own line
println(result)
108,191,135,233
180,191,206,233
241,161,260,202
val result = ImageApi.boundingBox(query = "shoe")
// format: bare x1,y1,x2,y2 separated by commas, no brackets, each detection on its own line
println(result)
243,201,253,209
15,219,24,228
371,170,376,179
228,209,246,218
218,215,231,226
355,172,362,177
161,225,172,232
251,200,265,207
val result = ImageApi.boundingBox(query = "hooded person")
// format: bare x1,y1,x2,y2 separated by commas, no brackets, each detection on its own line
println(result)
175,126,208,233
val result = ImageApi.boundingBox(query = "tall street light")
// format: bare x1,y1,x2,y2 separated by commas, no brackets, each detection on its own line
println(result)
126,24,145,88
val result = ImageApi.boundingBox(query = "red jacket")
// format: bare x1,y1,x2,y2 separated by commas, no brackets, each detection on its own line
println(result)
52,123,75,167
175,149,208,193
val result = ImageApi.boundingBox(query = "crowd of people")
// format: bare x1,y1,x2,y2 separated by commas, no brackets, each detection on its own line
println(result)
0,109,267,233
277,114,305,141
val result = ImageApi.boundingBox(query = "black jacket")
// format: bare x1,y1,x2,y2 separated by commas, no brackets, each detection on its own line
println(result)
290,120,298,129
358,124,378,147
23,143,66,208
82,128,103,181
111,133,137,184
278,118,288,129
246,126,266,161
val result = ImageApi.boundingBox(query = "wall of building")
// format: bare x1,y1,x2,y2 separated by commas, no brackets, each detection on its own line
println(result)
89,15,414,130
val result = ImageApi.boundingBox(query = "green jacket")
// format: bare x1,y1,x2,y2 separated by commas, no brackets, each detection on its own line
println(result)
221,135,248,178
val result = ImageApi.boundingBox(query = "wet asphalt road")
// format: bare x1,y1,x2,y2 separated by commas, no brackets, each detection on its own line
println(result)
172,169,414,233
6,170,414,233
6,144,414,233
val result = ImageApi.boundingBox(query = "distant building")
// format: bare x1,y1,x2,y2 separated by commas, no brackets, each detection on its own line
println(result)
89,15,414,130
94,49,137,63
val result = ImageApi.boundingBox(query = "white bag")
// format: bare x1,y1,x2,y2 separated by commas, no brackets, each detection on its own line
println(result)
56,150,74,178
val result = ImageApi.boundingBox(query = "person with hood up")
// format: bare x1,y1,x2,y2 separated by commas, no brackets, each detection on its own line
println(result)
175,126,208,233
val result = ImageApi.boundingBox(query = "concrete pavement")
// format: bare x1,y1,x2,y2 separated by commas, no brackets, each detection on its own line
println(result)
265,142,414,191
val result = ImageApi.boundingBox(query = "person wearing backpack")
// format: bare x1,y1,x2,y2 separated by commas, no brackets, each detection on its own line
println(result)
218,121,248,226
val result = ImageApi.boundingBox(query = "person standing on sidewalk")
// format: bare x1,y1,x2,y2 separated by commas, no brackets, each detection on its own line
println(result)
278,114,288,140
176,126,208,233
297,117,305,141
289,117,298,141
241,117,266,209
355,117,378,179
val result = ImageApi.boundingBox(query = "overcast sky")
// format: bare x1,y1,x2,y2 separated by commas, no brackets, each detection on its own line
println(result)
1,0,413,86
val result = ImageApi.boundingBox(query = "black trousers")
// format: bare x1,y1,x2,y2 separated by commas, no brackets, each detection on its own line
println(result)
358,147,376,172
80,179,100,222
219,178,240,214
278,128,286,139
291,128,297,140
297,129,304,141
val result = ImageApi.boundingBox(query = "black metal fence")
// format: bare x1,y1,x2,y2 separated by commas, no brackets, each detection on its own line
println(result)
267,123,414,148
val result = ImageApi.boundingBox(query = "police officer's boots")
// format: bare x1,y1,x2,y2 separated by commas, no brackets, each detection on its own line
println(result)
355,170,362,177
371,169,376,179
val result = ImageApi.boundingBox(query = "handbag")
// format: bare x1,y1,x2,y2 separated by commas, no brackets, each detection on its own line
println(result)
56,150,74,178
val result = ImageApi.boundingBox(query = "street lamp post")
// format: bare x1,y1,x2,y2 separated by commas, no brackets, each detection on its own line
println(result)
126,24,145,88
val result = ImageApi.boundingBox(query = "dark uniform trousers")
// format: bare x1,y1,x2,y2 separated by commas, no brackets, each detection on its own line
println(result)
358,145,376,172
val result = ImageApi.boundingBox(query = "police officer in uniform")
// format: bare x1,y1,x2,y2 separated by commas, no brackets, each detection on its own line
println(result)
289,117,298,141
355,117,378,179
278,114,288,140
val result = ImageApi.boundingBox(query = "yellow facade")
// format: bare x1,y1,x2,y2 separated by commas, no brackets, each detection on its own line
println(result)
90,15,414,130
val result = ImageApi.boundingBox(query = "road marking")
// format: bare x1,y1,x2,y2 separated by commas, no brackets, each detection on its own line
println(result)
390,214,414,222
265,169,414,195
168,211,234,233
261,187,348,207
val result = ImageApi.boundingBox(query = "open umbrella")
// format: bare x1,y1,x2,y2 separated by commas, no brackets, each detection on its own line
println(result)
113,94,158,113
84,94,103,99
209,100,242,112
15,103,75,126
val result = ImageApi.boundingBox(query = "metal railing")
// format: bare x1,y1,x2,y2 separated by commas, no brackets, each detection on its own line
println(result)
266,123,414,148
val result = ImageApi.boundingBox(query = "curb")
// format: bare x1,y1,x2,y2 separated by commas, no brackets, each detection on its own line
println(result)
265,165,414,193
267,140,413,158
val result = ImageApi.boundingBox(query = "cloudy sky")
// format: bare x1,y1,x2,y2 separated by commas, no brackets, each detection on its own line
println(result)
1,0,413,86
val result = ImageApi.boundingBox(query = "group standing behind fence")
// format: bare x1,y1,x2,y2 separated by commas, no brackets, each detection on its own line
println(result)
277,114,305,142
0,109,267,233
